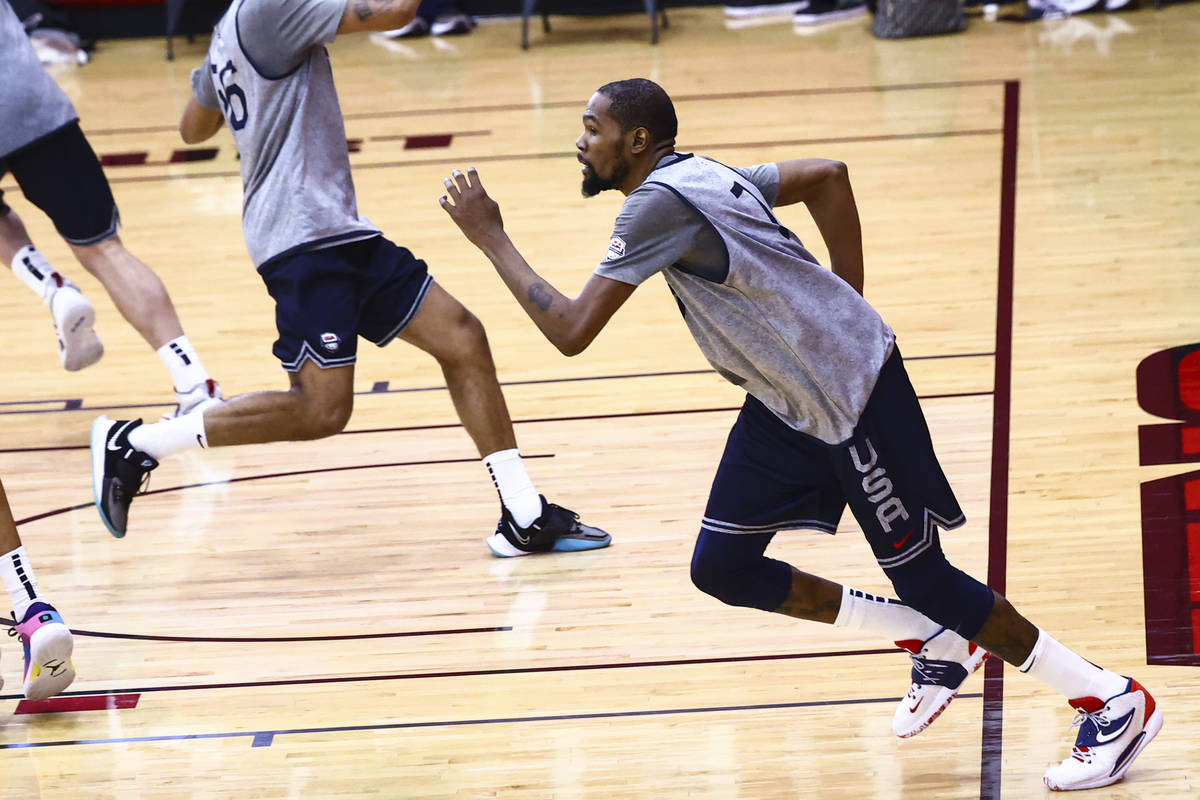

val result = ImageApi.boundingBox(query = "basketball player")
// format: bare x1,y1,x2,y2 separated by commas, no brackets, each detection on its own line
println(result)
0,476,74,700
437,78,1160,791
0,2,220,415
89,0,609,557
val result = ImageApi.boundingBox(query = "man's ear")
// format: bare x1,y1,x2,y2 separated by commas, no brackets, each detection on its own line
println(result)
629,127,650,154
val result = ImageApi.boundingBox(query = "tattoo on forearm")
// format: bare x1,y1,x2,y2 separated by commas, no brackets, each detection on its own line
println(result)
528,283,553,311
354,0,390,20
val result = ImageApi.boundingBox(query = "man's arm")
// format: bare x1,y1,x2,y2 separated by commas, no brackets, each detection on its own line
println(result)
180,96,224,144
337,0,421,33
774,158,864,296
439,168,636,356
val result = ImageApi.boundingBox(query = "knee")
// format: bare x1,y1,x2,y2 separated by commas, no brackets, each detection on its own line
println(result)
436,307,491,367
889,559,994,640
294,394,353,439
690,546,726,599
690,534,791,611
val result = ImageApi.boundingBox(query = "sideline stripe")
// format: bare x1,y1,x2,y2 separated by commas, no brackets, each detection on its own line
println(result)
0,692,983,750
979,79,1020,800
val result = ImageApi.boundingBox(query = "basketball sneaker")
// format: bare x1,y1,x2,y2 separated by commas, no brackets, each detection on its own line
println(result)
892,627,989,737
486,496,611,557
49,283,103,372
163,378,224,420
10,602,75,701
90,416,158,538
1043,678,1162,791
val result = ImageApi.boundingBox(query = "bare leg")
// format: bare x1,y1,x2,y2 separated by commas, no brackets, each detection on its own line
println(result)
970,591,1039,665
68,235,184,349
0,477,22,555
398,281,518,456
773,568,845,623
0,208,34,264
202,360,355,446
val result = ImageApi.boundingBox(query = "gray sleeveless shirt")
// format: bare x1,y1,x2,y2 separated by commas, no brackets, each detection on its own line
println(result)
0,2,78,158
595,154,895,444
191,0,378,268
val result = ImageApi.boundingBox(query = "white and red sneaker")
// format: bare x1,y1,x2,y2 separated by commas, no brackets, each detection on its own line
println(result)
163,378,224,420
1044,678,1162,791
892,627,989,738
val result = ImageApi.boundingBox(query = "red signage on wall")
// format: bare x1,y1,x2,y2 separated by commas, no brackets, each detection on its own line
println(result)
1137,343,1200,666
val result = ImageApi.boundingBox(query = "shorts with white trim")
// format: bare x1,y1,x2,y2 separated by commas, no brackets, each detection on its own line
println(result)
257,235,432,372
701,347,964,573
0,121,119,246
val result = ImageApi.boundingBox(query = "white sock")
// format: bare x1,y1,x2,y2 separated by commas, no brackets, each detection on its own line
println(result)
128,412,208,460
483,448,541,527
1018,628,1129,701
11,245,68,304
157,336,211,393
1,546,45,622
832,585,943,643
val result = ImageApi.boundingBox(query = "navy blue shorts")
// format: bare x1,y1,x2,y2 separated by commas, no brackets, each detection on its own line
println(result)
257,235,433,371
0,122,119,245
702,347,964,571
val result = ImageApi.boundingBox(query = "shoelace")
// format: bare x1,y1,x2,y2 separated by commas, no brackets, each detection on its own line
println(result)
1069,707,1112,730
1065,707,1110,759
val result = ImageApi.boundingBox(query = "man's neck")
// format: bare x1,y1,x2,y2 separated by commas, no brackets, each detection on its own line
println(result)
621,146,677,196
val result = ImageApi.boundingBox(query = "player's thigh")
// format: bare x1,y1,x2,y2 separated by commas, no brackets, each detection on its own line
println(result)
7,122,118,246
396,280,488,363
702,394,845,536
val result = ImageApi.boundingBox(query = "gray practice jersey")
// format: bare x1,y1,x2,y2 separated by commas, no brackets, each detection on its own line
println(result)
192,0,378,268
0,2,78,158
595,153,895,444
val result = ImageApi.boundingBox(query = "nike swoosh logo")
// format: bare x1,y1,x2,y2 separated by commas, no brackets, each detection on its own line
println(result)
507,520,531,546
908,702,920,713
106,420,134,452
1093,709,1136,744
893,530,914,550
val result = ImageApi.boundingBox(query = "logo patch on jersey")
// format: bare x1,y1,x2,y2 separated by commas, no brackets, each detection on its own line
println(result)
320,332,341,352
604,236,627,261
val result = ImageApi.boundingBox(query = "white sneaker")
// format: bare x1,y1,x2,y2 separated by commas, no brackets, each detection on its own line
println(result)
13,604,76,701
1044,678,1162,791
163,378,224,420
892,627,989,738
48,284,103,371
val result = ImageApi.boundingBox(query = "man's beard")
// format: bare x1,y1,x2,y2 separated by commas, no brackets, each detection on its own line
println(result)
581,157,629,198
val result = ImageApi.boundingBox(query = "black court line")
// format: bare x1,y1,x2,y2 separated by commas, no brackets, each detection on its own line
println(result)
78,80,1010,137
0,390,994,457
78,128,1001,187
0,623,511,644
0,352,994,421
0,353,994,420
11,453,552,527
978,80,1020,800
0,647,900,702
0,692,984,751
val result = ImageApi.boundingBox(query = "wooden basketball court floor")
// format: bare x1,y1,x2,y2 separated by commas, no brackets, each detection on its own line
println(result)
1,4,1198,798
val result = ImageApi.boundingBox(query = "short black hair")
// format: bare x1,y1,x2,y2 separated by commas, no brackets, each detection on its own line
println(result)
596,78,677,145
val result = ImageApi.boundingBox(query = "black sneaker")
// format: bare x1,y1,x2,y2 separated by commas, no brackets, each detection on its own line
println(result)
90,416,158,538
486,495,611,557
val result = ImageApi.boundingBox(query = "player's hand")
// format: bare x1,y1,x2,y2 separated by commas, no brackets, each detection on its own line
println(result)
439,168,504,250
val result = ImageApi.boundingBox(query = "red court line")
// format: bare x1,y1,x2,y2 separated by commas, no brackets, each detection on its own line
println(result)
979,79,1020,800
16,693,139,715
